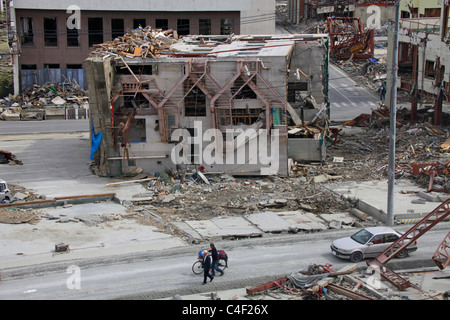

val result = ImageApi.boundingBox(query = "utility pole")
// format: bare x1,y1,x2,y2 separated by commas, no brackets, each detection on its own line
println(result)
387,1,400,226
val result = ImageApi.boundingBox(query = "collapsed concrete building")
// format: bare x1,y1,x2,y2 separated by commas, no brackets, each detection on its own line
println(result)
85,34,330,177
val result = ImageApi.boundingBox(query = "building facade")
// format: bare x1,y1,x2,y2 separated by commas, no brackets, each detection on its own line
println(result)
287,1,443,25
7,0,276,94
85,34,330,177
386,1,449,125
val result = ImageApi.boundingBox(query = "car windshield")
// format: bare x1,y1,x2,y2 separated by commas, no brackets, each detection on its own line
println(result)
351,229,374,245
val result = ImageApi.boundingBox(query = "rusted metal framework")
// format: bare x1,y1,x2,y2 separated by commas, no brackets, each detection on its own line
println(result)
433,231,450,270
327,17,374,60
367,199,450,290
110,56,289,145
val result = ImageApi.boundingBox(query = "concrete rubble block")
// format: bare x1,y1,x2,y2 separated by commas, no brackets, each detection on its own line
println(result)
313,175,328,183
328,220,342,229
13,192,28,200
162,194,176,203
349,208,368,221
417,191,441,202
244,211,291,233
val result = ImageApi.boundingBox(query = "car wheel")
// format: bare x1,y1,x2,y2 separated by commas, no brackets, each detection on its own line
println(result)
350,251,363,263
396,249,409,259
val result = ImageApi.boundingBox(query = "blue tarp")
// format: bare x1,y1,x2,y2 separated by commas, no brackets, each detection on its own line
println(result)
90,124,103,160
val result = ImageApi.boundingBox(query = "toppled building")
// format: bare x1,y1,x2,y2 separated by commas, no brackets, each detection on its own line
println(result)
85,31,330,177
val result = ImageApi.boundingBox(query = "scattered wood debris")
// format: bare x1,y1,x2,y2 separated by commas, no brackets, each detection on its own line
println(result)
0,79,88,120
89,26,179,59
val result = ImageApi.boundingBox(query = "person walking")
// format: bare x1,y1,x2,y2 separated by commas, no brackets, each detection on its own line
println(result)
202,250,214,285
210,243,224,276
379,82,386,101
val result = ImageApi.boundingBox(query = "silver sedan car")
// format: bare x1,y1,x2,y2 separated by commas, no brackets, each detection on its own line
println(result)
330,226,418,263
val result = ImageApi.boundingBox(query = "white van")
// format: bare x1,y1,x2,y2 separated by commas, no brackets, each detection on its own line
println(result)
0,179,11,203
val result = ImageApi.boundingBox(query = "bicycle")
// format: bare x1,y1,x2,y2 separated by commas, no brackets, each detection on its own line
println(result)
192,251,228,275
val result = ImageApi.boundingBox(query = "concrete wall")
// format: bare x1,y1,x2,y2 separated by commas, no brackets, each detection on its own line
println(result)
13,0,275,34
397,29,449,95
386,22,450,106
400,0,441,17
95,56,291,176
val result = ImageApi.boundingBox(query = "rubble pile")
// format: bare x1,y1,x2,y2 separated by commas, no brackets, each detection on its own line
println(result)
0,79,88,121
89,26,179,59
335,57,387,92
123,172,353,223
245,263,447,300
0,207,40,224
326,113,450,188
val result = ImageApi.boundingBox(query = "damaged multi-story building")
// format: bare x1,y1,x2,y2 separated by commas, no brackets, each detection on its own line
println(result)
386,0,450,125
85,33,330,177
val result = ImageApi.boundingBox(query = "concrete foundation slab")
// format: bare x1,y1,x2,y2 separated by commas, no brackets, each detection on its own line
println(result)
245,211,291,233
326,180,445,221
211,216,263,238
276,211,328,231
319,212,357,225
172,221,204,242
185,217,263,240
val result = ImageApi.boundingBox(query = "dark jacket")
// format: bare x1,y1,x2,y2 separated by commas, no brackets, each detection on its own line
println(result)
211,247,219,262
203,255,212,269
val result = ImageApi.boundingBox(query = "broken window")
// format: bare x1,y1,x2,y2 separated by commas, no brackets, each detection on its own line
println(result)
220,19,234,35
199,19,211,35
424,8,441,17
231,108,262,126
67,64,82,69
177,19,190,36
288,82,309,103
155,19,169,31
44,17,58,46
425,60,436,79
232,77,257,100
129,119,146,143
44,64,60,69
184,80,206,117
401,11,410,18
21,64,37,70
123,93,150,109
67,26,80,47
20,17,34,46
88,18,103,47
111,19,124,40
133,19,146,29
115,64,152,75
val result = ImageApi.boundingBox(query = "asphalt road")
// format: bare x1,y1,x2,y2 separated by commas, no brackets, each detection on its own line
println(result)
0,226,448,300
0,119,89,135
328,63,380,121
